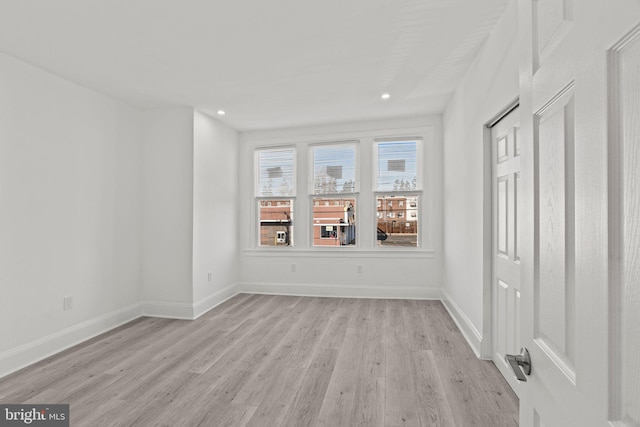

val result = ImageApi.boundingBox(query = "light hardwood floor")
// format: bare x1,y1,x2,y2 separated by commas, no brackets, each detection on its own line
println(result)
0,294,518,426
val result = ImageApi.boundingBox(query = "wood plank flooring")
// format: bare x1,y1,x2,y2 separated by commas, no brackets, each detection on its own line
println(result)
0,294,519,426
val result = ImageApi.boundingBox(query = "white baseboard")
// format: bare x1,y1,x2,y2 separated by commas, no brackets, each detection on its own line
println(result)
193,284,239,318
0,284,482,380
237,282,443,300
141,300,195,320
0,284,242,379
0,302,142,379
142,284,240,320
441,290,483,357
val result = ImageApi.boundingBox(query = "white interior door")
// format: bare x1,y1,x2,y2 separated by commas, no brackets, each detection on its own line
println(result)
517,1,640,426
491,107,523,396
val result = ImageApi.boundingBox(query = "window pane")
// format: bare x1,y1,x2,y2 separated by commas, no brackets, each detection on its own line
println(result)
312,197,356,246
312,145,356,194
258,199,293,246
376,140,419,192
256,148,295,197
376,195,418,247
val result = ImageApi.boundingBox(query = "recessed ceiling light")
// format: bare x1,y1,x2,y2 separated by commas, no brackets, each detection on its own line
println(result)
217,110,226,116
381,93,391,100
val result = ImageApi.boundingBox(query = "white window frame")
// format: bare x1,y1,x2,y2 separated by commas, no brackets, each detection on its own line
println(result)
254,146,296,248
308,141,359,249
373,138,423,249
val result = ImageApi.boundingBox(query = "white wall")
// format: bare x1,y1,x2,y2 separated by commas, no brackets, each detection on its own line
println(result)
0,52,143,371
239,116,444,298
141,108,195,310
442,0,519,352
192,111,240,314
140,108,241,318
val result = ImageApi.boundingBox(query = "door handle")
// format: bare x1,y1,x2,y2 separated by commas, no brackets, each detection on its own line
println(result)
505,348,531,382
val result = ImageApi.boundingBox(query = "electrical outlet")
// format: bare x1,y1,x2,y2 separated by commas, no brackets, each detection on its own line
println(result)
357,265,363,274
291,264,297,273
207,272,212,282
63,296,73,311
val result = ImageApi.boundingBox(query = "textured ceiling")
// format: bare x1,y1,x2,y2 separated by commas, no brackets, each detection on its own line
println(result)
0,0,508,131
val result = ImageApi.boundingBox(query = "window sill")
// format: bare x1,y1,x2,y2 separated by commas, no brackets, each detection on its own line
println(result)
243,248,436,259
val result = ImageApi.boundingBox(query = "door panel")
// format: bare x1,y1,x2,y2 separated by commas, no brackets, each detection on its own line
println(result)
498,177,509,256
515,172,521,261
534,88,575,378
535,0,573,68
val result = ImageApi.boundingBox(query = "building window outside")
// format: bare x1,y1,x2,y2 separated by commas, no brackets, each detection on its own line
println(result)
320,226,335,238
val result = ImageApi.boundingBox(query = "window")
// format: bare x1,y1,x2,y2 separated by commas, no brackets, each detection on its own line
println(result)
320,226,336,239
310,143,358,247
376,195,419,247
256,147,295,197
256,147,295,246
375,140,420,192
258,199,293,246
312,144,357,194
374,139,421,247
312,198,356,246
252,135,426,249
